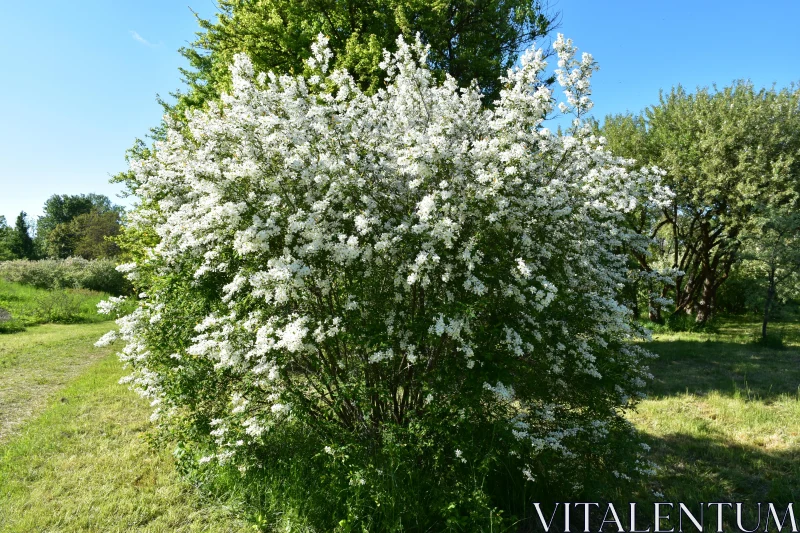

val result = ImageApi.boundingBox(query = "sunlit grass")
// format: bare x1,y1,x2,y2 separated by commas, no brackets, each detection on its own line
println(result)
0,326,248,532
0,279,112,332
0,322,116,441
626,317,800,527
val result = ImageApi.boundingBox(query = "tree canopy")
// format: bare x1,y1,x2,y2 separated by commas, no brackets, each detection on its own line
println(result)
10,212,35,260
171,0,557,116
600,82,800,323
37,194,118,237
34,194,122,259
46,210,121,260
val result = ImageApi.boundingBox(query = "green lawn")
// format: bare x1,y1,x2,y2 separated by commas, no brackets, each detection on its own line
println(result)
0,322,117,441
1,316,798,531
627,317,800,527
0,324,248,532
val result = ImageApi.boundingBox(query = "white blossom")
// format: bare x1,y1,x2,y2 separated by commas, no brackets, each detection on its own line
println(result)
110,33,664,487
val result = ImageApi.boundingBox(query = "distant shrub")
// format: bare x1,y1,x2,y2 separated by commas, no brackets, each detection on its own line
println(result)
0,258,131,295
716,272,764,315
33,289,85,323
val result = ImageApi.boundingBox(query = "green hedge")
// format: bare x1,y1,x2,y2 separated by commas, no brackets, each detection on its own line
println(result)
0,258,131,296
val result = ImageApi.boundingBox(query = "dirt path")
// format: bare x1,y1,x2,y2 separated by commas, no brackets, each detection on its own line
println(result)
0,322,117,442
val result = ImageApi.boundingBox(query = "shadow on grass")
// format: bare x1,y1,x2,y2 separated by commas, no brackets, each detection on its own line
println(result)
612,430,800,532
643,430,799,502
643,338,800,401
522,427,799,532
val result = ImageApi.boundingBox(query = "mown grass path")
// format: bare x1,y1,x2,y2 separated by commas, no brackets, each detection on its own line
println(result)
0,324,248,532
0,322,115,442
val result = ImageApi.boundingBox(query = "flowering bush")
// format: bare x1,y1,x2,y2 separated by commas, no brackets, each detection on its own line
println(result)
103,35,667,529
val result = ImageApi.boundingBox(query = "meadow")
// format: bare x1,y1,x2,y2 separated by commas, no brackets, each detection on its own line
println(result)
626,317,800,529
1,277,798,531
0,278,110,333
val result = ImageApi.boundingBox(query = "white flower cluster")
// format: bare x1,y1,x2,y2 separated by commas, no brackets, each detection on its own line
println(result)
109,34,666,484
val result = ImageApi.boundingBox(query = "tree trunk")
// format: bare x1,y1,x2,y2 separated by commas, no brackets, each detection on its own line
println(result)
695,273,715,324
646,278,662,322
762,267,776,340
648,301,662,323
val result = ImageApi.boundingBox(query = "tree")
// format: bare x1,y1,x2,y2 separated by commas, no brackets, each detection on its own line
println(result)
10,212,35,259
102,36,664,528
0,216,16,260
37,194,121,258
37,193,117,238
46,210,121,259
70,211,122,259
600,82,800,323
171,0,557,114
742,209,800,340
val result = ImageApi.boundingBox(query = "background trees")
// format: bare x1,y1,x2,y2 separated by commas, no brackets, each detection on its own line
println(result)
10,212,35,260
600,82,800,324
36,194,122,259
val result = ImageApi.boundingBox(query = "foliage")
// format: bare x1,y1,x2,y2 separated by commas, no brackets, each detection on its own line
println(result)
171,0,556,115
9,211,35,260
36,193,122,258
600,82,800,324
106,36,665,528
0,258,131,295
715,266,764,315
46,210,122,259
36,193,118,237
740,209,800,339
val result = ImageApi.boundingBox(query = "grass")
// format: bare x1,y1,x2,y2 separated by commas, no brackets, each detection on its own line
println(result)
1,313,799,531
0,324,249,532
0,279,112,333
625,316,800,528
0,322,117,441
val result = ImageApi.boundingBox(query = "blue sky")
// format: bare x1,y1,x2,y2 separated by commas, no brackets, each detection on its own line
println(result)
1,1,798,224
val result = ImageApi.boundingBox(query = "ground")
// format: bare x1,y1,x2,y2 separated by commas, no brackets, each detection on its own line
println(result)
0,323,248,533
628,317,800,528
0,314,798,531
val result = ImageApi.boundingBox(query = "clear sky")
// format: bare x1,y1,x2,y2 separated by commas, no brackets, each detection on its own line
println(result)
1,1,798,224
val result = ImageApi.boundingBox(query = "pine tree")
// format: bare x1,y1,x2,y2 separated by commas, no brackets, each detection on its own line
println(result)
10,211,35,259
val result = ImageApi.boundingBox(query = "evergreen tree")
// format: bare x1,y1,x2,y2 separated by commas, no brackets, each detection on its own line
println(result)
10,211,35,259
